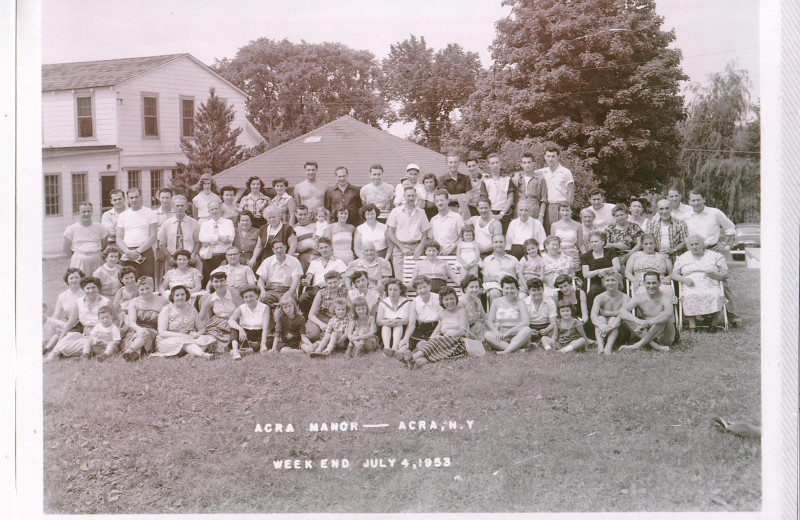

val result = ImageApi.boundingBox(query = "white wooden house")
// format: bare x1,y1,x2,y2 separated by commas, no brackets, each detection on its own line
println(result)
42,53,264,255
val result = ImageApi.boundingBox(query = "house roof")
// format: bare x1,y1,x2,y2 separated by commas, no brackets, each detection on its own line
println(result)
42,54,187,91
214,115,465,189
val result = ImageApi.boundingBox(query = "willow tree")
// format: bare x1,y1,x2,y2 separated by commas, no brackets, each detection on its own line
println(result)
679,62,760,222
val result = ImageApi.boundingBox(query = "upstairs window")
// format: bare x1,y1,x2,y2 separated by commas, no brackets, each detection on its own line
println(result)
76,95,94,138
143,95,159,137
181,97,194,138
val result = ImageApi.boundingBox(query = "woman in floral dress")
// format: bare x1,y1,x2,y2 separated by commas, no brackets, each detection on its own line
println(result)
152,286,216,359
671,235,728,331
460,274,487,341
625,233,674,296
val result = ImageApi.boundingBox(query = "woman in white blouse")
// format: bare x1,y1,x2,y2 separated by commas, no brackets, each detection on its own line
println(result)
354,204,392,260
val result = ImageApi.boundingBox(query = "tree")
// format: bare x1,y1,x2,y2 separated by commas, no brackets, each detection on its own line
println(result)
173,88,252,194
215,39,390,148
381,35,482,151
457,0,687,199
679,63,760,222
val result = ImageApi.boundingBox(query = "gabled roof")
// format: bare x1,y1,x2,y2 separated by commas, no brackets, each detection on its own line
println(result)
42,54,186,91
214,115,464,188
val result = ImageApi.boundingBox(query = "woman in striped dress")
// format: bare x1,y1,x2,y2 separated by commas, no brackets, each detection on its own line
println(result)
402,286,468,368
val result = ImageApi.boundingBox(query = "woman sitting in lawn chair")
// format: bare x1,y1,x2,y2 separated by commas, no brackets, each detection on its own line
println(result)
670,234,728,332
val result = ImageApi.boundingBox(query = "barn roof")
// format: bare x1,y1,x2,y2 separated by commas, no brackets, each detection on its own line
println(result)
214,115,465,188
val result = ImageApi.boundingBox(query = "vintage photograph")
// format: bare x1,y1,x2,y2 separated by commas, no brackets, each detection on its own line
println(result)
23,0,775,515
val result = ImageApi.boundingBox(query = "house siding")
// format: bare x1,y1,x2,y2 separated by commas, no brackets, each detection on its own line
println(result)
42,88,118,147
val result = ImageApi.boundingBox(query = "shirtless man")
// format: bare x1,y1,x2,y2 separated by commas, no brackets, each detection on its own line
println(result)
293,161,327,212
619,271,675,352
590,271,630,355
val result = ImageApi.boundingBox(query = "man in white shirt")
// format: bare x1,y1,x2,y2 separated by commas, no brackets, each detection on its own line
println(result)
116,187,158,278
210,247,256,293
480,234,523,301
360,164,395,222
683,190,741,327
479,153,515,233
538,143,574,233
158,195,201,270
505,198,546,259
63,201,108,276
101,189,126,245
583,189,616,232
393,164,426,207
667,188,693,221
198,201,236,284
299,237,347,314
256,241,303,306
386,186,432,277
429,189,465,255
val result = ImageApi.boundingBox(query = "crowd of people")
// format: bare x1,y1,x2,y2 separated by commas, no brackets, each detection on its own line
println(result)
44,143,742,368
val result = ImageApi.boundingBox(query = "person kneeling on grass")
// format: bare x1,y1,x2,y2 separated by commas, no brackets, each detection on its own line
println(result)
618,271,675,352
228,285,270,360
401,286,469,368
541,300,590,352
311,298,350,357
272,296,314,354
484,275,533,354
590,271,630,355
346,296,378,357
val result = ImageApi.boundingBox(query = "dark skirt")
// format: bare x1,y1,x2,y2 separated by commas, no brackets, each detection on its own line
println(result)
410,320,438,350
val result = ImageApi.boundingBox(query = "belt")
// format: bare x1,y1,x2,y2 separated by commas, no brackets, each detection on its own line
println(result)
399,240,421,245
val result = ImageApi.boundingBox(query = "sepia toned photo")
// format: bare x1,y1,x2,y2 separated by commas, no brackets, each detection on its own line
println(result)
15,0,795,517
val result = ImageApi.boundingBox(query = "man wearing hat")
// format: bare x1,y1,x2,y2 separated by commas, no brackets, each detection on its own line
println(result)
393,164,426,208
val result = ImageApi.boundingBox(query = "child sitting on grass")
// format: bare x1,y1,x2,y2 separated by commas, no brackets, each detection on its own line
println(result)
455,224,481,278
228,285,269,359
311,298,350,357
346,296,378,357
347,270,380,316
272,296,313,354
90,306,121,360
542,300,590,352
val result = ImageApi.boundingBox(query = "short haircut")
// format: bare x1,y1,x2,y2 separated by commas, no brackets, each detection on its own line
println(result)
521,152,534,160
587,230,605,243
78,201,93,210
558,203,572,213
543,235,561,247
350,270,369,283
369,164,384,173
487,152,500,160
102,246,121,259
688,189,705,199
80,276,102,290
589,188,605,198
612,204,629,215
220,185,237,196
63,267,85,283
579,207,595,218
304,161,318,169
526,277,544,290
118,266,137,282
168,285,190,303
239,285,259,297
460,274,481,291
226,246,241,254
500,275,519,289
544,141,561,154
422,173,438,185
465,158,478,165
172,194,188,204
97,305,113,316
361,203,379,218
126,187,141,197
438,286,458,307
157,187,174,197
296,204,309,213
554,274,572,288
422,240,441,252
272,177,289,187
557,299,573,310
383,277,406,295
433,188,450,200
210,271,227,281
323,270,342,280
412,275,431,290
137,276,155,288
445,151,461,161
478,197,492,207
403,185,417,194
110,188,125,198
238,210,255,224
641,233,656,244
332,298,349,311
335,166,349,175
334,205,349,216
317,237,332,247
642,271,661,283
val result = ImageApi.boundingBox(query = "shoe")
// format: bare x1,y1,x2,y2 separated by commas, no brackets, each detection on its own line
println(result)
729,318,742,328
81,353,90,360
121,351,131,362
96,353,108,362
383,349,395,358
128,351,140,362
231,350,242,361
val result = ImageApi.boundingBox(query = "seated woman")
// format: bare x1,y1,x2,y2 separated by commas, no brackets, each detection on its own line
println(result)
401,286,469,368
542,235,577,300
550,204,583,269
112,266,138,316
43,267,85,353
523,277,557,348
344,242,392,291
377,278,412,356
161,249,204,297
460,274,487,343
233,211,261,268
399,276,441,352
92,246,122,299
44,276,110,362
670,234,728,331
602,204,644,265
625,233,674,296
553,273,590,325
354,204,392,260
579,208,596,254
484,275,533,354
347,270,381,316
580,230,620,310
411,240,458,293
151,285,216,360
306,271,350,342
119,276,168,361
325,206,356,265
199,271,243,353
228,285,270,359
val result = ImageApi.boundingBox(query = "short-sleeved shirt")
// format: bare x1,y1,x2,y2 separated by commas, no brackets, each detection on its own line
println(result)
430,210,465,254
292,222,318,254
257,223,296,259
275,311,306,341
539,165,574,203
326,184,363,226
117,207,157,248
76,295,111,329
386,206,430,243
683,207,736,247
238,193,270,218
256,254,303,286
413,293,440,323
670,203,694,221
90,322,121,344
211,264,256,290
355,222,388,251
437,173,471,198
602,223,644,256
63,222,108,254
360,183,395,215
524,295,556,325
514,171,548,204
480,176,514,212
480,254,520,285
192,192,221,220
584,203,616,232
306,257,348,287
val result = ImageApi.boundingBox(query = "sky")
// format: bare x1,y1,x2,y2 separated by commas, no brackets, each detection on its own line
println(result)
40,0,760,136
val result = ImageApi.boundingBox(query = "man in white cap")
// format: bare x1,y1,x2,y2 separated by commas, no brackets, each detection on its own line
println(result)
393,164,426,207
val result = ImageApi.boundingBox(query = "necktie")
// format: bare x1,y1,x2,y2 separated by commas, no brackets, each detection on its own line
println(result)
176,220,184,251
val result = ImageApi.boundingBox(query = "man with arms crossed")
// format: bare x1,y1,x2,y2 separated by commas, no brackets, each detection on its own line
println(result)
386,186,431,278
429,189,464,256
537,142,574,233
619,271,675,352
116,187,158,278
591,271,630,355
293,161,328,212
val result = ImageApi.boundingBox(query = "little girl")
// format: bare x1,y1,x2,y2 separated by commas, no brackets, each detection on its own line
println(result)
541,300,590,353
377,278,411,356
311,298,350,357
455,225,480,278
519,238,546,286
272,296,313,354
93,247,122,298
347,270,380,316
312,207,330,259
346,297,378,357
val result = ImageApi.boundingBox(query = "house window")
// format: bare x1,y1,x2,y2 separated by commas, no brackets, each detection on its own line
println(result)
44,174,61,216
71,172,88,213
181,97,194,138
150,170,163,206
76,96,94,138
143,95,159,137
128,170,141,191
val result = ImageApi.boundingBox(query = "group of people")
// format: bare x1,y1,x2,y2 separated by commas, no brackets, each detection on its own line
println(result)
45,143,742,367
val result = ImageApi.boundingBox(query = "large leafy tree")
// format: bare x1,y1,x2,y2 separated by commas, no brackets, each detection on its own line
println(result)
381,35,482,151
173,88,254,194
679,63,760,222
458,0,687,198
215,39,390,148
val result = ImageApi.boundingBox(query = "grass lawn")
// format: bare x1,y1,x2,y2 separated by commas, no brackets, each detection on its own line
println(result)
41,258,761,513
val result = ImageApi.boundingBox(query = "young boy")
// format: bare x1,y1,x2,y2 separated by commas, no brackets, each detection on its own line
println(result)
523,278,556,349
210,246,256,294
505,199,547,260
299,237,347,315
92,306,122,361
590,271,630,355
